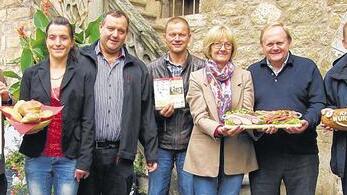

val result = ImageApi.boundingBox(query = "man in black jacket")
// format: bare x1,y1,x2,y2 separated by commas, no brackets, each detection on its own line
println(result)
77,10,158,195
323,22,347,194
147,17,204,195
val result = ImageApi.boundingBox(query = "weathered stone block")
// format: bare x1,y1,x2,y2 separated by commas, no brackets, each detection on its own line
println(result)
1,0,21,8
251,2,282,25
7,7,32,20
6,34,19,48
0,9,6,22
5,47,20,62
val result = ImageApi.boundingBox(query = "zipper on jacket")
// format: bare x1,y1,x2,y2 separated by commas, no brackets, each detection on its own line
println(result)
164,119,167,132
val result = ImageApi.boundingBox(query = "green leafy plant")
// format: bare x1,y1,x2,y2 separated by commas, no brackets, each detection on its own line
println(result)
5,150,27,194
5,9,102,100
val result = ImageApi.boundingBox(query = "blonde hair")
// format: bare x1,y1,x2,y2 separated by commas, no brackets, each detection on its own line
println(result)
203,25,237,61
260,22,292,44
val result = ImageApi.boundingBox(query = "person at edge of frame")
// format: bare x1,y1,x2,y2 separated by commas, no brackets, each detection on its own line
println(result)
322,22,347,195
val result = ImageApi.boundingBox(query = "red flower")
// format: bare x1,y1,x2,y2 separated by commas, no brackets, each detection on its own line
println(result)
16,25,27,39
41,0,53,16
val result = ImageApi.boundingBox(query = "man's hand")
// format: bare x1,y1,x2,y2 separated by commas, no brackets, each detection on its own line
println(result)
262,126,278,134
320,123,334,132
159,104,174,118
147,162,158,173
74,169,90,182
285,119,309,134
0,82,10,101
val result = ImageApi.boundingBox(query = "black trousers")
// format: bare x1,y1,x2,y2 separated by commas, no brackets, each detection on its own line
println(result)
78,147,134,195
249,153,319,195
0,173,6,195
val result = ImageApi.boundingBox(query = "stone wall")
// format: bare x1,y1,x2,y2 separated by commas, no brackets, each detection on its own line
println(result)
0,0,33,71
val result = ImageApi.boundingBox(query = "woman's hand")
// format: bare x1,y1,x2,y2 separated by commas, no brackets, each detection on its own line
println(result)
75,169,90,182
218,125,244,137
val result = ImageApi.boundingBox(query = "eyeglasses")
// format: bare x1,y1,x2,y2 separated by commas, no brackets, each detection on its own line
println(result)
212,42,233,50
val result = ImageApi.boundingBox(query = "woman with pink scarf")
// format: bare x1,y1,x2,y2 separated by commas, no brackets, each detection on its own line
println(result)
183,25,258,195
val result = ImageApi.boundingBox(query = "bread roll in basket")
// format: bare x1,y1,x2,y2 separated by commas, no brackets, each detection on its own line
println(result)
321,108,347,131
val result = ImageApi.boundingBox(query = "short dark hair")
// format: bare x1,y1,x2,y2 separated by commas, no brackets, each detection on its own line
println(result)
46,16,76,61
102,10,129,31
165,16,190,33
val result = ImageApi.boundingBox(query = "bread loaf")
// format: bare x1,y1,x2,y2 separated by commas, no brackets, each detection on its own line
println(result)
321,108,347,130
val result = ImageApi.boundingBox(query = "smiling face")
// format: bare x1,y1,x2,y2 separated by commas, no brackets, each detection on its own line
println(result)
99,15,128,57
210,37,233,68
165,21,191,55
46,24,73,62
261,26,291,67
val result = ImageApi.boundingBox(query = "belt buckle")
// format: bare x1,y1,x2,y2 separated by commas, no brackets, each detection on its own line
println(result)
108,142,117,148
95,141,105,149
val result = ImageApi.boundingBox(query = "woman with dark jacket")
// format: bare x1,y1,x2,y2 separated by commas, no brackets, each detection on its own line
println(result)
19,16,94,195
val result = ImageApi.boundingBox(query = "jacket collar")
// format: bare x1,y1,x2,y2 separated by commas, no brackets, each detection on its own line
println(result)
259,51,294,68
330,53,347,80
38,57,76,98
164,51,192,70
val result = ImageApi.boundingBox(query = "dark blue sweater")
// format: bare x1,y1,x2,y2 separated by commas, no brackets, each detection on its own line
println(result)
248,53,326,154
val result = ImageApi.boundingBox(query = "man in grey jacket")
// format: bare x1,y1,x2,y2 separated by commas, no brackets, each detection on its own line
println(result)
147,17,204,195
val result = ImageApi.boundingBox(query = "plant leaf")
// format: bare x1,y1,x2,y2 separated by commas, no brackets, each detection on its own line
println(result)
20,48,33,72
33,10,49,32
3,70,21,80
32,29,46,48
9,82,20,101
85,16,102,43
75,31,84,44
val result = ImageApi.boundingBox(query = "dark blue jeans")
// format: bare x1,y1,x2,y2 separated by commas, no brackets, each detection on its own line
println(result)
25,156,78,195
148,148,193,195
249,153,319,195
193,173,244,195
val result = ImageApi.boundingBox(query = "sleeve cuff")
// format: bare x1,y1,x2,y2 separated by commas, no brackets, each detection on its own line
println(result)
2,95,12,105
213,125,223,138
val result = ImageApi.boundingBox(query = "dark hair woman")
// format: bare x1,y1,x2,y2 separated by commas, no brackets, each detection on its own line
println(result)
19,16,95,195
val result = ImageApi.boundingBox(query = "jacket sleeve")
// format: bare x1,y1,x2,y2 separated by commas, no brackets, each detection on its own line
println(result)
139,68,158,162
302,65,326,131
76,69,95,171
324,73,338,109
186,72,220,138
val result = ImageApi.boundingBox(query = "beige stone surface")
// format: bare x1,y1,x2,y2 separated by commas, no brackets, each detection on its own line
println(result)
7,7,32,20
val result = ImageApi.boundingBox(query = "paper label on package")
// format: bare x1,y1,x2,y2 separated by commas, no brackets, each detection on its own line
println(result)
153,77,185,110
